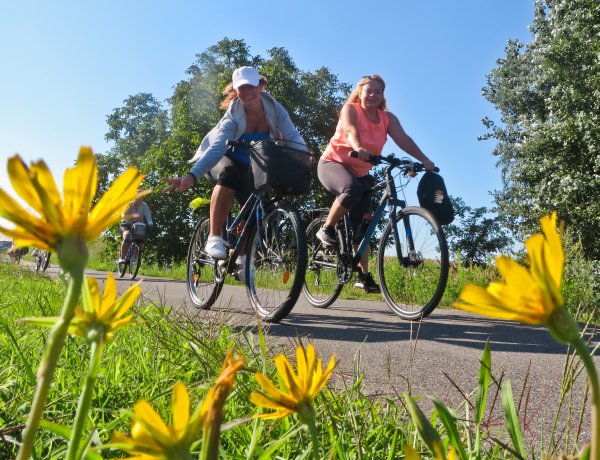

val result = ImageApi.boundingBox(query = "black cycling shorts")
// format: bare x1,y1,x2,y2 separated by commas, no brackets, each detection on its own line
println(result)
205,155,253,205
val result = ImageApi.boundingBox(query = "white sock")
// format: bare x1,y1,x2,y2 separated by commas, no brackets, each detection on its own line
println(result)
236,255,246,266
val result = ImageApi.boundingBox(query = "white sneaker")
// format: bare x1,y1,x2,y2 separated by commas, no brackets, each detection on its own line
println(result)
205,236,227,259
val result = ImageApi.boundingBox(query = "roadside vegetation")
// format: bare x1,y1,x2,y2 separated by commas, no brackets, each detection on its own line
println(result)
0,259,596,459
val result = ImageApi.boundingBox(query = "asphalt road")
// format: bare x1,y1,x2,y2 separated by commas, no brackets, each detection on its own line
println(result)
39,264,600,447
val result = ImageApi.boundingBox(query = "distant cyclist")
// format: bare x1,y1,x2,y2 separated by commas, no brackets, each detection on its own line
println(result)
119,197,154,264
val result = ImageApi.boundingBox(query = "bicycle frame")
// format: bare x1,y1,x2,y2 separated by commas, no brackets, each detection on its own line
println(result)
215,191,270,275
347,162,411,271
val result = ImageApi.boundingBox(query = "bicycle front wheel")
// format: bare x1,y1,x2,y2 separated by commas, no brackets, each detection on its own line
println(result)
35,253,43,272
42,251,51,272
118,257,128,278
303,216,345,308
377,207,449,320
187,218,223,310
129,244,142,280
245,201,307,323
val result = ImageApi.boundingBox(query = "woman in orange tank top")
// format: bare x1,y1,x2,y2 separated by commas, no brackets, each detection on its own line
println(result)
316,74,436,293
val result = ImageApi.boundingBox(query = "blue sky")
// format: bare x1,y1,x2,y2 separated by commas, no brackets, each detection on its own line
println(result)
0,1,534,235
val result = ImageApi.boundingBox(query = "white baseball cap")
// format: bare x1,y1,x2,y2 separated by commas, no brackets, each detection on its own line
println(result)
232,66,260,89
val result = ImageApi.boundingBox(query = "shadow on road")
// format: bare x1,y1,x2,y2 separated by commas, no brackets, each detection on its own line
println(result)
242,311,592,356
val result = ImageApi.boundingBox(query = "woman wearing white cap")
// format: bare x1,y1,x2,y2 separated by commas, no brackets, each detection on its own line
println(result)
164,66,306,274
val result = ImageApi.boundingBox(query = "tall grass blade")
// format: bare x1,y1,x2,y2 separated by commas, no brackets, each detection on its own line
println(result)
475,340,491,425
501,380,526,458
0,318,36,386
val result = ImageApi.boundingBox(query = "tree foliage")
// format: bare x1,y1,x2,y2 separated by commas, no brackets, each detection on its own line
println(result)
482,0,600,258
97,38,350,264
444,197,512,267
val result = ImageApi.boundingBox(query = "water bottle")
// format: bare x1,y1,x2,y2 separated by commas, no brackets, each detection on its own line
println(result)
354,212,373,243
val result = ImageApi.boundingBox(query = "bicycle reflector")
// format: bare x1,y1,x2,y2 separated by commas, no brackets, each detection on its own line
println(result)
283,271,290,284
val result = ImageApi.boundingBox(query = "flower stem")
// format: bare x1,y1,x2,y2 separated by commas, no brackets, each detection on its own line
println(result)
66,338,105,460
17,271,84,460
306,416,320,460
571,336,600,460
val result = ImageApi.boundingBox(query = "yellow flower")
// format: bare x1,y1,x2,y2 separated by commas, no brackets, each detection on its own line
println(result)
453,212,578,343
20,273,141,343
112,382,202,460
0,146,144,254
250,343,337,421
112,352,244,460
198,350,245,424
70,273,141,342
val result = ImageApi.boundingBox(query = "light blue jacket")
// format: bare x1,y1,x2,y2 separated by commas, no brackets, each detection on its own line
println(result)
189,92,306,179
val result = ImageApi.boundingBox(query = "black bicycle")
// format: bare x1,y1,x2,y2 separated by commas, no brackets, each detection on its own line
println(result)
33,249,51,273
186,139,310,323
303,153,449,320
118,222,146,280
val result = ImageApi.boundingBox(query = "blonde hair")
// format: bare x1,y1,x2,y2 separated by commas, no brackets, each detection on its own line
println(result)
219,75,268,110
345,74,387,110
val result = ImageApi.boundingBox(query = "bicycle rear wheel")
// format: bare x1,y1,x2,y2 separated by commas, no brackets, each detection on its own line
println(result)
303,216,345,308
129,244,142,280
245,201,306,323
187,218,223,310
377,206,449,320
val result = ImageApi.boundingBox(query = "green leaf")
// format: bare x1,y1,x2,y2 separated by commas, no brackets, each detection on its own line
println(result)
501,380,525,458
475,340,491,425
432,398,468,460
403,393,442,455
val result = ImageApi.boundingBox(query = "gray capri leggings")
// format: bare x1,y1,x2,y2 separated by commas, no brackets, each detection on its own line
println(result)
317,157,374,232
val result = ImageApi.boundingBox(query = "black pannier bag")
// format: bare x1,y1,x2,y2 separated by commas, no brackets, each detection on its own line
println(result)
417,171,455,225
249,140,314,196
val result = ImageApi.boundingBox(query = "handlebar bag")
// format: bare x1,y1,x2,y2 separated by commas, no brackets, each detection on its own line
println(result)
417,171,455,225
249,140,313,196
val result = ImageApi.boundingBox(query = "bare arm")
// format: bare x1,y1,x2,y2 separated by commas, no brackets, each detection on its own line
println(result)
387,112,435,171
340,104,372,162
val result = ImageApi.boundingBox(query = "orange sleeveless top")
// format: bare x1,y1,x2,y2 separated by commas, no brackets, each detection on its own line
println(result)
322,103,389,177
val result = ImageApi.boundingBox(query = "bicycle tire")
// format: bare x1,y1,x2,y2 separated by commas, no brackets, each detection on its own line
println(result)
377,206,449,320
42,251,51,272
118,258,128,278
245,201,307,323
129,244,142,279
186,218,223,310
302,216,345,308
35,253,42,272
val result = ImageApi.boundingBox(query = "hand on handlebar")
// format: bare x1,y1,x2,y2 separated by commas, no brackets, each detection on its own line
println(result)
162,174,195,193
422,158,436,171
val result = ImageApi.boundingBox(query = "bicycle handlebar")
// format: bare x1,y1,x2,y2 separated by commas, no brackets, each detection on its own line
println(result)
348,151,439,173
226,139,250,148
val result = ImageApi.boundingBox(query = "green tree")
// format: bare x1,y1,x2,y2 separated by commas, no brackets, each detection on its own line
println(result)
98,38,350,264
481,0,600,258
444,197,512,267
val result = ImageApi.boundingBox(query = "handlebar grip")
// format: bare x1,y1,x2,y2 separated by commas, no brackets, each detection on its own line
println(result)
348,151,380,164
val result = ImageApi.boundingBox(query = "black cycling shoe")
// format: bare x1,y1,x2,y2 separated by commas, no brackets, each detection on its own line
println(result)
354,272,381,294
316,225,338,246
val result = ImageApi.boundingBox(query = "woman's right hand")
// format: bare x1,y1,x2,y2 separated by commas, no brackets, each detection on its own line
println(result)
162,174,195,193
355,147,372,163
